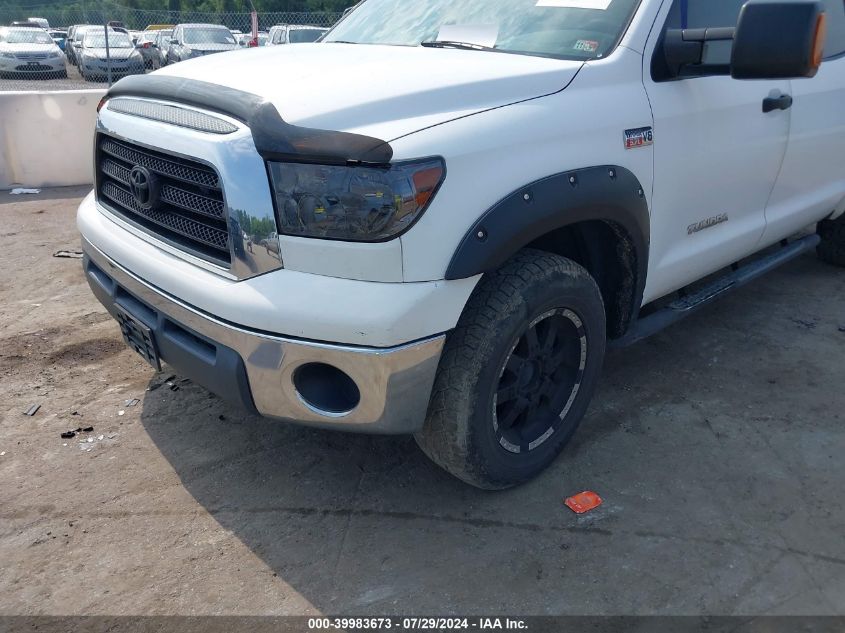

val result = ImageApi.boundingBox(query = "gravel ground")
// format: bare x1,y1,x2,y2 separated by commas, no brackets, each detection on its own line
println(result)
1,187,845,616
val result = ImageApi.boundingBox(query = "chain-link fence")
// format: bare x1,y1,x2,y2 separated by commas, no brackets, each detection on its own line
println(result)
0,1,344,91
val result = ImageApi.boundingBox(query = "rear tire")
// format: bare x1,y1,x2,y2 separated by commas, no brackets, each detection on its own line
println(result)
818,215,845,267
416,249,606,489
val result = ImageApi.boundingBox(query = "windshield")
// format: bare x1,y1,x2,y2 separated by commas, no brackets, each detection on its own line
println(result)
84,32,132,48
289,28,327,43
4,29,54,45
326,0,641,60
183,28,235,45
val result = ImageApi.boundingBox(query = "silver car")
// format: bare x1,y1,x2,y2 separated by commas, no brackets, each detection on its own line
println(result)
78,30,145,81
0,26,66,79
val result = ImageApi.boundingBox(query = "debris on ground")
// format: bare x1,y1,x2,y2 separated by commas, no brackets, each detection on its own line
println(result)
118,410,125,416
148,375,177,392
565,491,604,514
52,250,83,259
24,404,41,416
97,435,104,441
10,188,41,195
0,452,6,456
61,426,94,440
124,398,140,407
839,325,845,333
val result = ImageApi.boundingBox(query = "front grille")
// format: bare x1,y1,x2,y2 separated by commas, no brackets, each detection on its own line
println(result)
17,53,48,60
96,134,230,266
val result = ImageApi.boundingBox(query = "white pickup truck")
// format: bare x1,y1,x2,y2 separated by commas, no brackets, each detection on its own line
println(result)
78,0,845,488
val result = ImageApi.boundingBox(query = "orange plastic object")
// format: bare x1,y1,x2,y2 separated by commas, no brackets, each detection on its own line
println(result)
565,491,603,514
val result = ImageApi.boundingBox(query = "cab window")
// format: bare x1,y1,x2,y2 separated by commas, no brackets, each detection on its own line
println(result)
823,0,845,58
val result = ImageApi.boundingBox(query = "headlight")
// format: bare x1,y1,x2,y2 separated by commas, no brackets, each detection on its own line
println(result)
1,52,15,59
268,159,445,241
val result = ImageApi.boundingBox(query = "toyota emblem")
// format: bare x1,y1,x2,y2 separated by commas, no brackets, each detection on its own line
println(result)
129,165,158,210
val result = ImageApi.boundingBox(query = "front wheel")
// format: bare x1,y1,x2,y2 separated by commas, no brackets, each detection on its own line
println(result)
416,249,606,489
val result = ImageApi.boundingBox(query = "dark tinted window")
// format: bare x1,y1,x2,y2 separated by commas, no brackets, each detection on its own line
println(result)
666,0,845,61
824,0,845,58
664,0,746,65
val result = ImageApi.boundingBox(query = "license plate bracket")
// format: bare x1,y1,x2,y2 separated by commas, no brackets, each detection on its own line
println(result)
115,307,161,371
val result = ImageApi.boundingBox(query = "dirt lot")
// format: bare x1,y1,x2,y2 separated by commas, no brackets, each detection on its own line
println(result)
1,187,844,616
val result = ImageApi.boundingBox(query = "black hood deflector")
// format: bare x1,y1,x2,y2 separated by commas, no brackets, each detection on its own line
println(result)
107,74,394,165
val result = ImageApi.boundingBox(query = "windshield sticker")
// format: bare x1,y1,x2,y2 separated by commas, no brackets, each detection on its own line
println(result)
536,0,613,9
436,24,499,48
573,39,600,52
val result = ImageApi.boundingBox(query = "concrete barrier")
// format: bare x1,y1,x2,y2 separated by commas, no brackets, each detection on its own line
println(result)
1,89,106,190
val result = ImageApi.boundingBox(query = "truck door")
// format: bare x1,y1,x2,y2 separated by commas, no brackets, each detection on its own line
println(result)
760,0,845,245
641,0,791,303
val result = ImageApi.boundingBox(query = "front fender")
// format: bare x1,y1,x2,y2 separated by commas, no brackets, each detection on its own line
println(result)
445,165,650,281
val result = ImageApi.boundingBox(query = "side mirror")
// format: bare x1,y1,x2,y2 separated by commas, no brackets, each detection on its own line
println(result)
731,0,826,79
660,0,826,80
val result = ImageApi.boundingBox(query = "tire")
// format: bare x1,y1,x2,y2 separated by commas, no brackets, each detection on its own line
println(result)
416,249,607,489
817,214,845,267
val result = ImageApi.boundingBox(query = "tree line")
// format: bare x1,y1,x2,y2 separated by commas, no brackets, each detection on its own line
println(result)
1,0,358,27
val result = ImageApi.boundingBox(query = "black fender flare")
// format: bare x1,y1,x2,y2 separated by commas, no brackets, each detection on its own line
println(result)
445,165,650,328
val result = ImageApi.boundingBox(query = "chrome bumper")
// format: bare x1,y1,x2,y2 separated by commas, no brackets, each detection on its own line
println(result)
83,238,444,434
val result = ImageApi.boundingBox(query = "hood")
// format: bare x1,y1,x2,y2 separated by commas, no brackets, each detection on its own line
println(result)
1,43,60,55
84,47,139,60
183,43,239,52
153,43,583,141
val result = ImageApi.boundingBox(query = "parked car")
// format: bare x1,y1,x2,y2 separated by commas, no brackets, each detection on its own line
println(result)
165,24,238,64
66,25,102,66
268,24,328,45
135,30,161,68
236,32,269,47
78,30,145,81
80,0,845,489
26,17,49,29
151,30,173,69
0,25,66,79
48,29,67,51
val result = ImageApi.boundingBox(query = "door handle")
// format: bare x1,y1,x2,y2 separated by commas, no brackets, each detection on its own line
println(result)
762,94,793,113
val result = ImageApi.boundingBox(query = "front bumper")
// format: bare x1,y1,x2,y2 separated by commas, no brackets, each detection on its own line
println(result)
81,58,144,75
0,57,64,73
82,238,445,434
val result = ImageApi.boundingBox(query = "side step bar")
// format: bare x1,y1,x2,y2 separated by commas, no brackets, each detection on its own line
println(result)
613,234,820,348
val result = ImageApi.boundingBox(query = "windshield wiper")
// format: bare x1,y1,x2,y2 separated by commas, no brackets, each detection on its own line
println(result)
420,40,496,52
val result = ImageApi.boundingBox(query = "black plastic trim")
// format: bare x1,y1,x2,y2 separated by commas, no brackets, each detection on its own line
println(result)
84,254,257,413
107,74,393,166
446,166,649,280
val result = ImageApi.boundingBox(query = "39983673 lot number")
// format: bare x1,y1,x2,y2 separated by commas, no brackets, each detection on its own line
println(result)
308,617,527,630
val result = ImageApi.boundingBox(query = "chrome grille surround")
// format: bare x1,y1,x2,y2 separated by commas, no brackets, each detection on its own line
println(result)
95,101,284,280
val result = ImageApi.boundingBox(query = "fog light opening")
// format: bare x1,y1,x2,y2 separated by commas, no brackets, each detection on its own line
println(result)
293,363,361,415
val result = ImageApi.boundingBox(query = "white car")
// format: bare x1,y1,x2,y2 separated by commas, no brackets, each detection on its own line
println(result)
0,26,66,79
79,0,845,488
